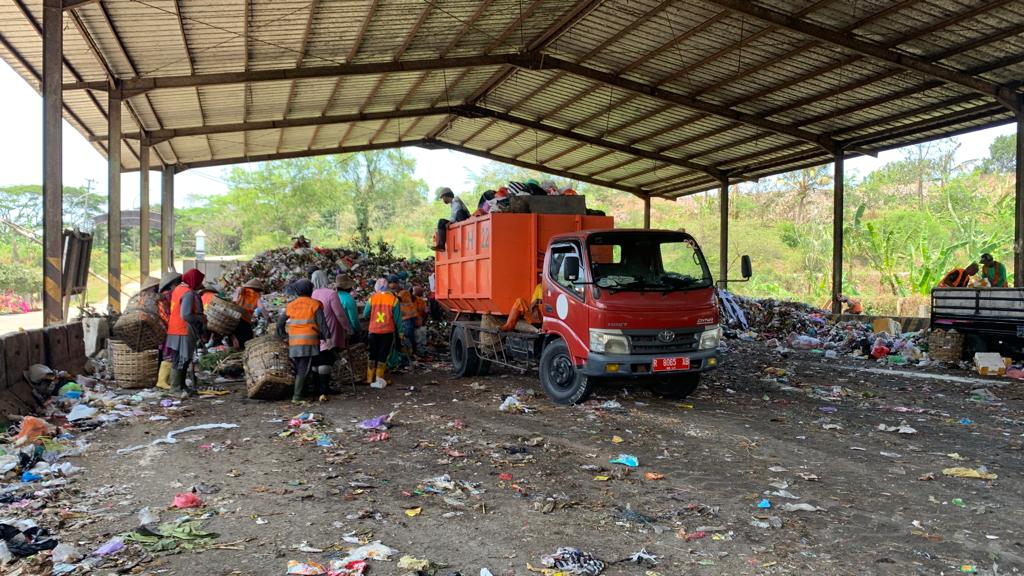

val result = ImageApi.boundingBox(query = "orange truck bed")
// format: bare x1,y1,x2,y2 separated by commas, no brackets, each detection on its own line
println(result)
436,212,614,315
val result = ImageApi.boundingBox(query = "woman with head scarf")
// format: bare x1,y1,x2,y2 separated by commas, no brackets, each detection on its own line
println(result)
310,270,351,395
164,268,206,396
362,277,401,385
276,279,330,403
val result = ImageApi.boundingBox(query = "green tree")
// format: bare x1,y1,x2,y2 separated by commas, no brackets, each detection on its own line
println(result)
982,133,1017,174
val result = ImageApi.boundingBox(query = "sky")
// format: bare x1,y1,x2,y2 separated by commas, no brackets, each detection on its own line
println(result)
0,58,1015,209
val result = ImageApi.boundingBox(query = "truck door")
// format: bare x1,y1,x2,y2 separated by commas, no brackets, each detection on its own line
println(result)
546,242,590,360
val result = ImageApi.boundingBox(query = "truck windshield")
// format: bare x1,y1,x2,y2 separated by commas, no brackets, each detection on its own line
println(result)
587,232,713,292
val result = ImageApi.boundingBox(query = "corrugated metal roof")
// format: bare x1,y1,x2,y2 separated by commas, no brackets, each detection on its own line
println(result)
0,0,1020,197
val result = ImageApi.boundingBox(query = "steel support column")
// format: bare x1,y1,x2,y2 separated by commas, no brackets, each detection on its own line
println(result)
643,196,651,229
719,179,729,288
42,0,63,325
139,145,150,279
831,151,845,314
161,167,174,272
107,88,121,312
1015,97,1024,286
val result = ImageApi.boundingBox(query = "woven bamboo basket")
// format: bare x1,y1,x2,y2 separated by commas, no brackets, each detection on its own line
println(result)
333,342,368,385
206,296,244,336
928,329,965,363
124,291,161,319
109,339,160,389
112,311,165,352
244,335,294,400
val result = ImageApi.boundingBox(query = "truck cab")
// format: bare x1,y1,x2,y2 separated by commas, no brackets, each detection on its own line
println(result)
536,229,722,403
437,210,743,405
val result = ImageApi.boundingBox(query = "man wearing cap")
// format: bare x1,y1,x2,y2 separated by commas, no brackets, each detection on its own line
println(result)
432,187,469,251
980,253,1008,287
233,279,267,347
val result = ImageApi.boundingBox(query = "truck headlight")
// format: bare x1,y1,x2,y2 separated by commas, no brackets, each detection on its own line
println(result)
590,329,629,355
698,325,722,350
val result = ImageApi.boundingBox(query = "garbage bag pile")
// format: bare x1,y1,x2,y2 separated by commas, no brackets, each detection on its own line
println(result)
718,290,929,364
219,242,435,300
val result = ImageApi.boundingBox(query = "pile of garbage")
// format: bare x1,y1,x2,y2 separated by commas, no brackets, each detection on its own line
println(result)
219,241,434,300
719,290,929,364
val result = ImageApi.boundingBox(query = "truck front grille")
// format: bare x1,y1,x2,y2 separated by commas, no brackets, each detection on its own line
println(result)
628,330,699,354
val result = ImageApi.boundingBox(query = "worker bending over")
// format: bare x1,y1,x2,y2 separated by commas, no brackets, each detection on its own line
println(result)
277,279,330,403
363,277,402,385
233,279,267,347
311,270,351,396
838,295,863,314
938,263,980,288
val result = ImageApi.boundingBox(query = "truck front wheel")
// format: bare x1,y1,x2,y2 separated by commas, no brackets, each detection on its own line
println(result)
651,374,700,400
451,326,481,378
540,339,593,405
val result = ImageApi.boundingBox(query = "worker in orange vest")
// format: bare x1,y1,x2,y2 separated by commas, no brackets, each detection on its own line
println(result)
502,272,544,332
276,279,330,403
156,272,182,329
233,279,266,347
363,277,402,385
837,295,864,315
397,283,420,357
938,263,979,288
164,268,206,397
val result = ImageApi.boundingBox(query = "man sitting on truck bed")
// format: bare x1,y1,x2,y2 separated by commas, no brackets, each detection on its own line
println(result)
980,253,1008,287
432,187,470,251
938,263,979,288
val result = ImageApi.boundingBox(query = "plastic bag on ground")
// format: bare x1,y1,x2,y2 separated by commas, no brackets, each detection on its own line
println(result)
173,492,203,508
341,541,398,562
67,404,98,422
14,416,54,446
541,547,605,576
789,335,822,350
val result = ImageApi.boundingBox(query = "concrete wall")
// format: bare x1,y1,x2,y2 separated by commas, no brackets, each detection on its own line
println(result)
0,322,87,419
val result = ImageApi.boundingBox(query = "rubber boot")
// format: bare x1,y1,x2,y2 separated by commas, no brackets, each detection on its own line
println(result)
366,363,376,385
500,308,523,332
375,364,387,384
168,368,185,395
292,375,307,403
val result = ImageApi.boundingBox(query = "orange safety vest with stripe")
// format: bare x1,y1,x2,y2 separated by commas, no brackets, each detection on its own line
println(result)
368,291,399,334
414,297,427,326
940,268,970,288
167,284,192,336
235,287,261,323
398,290,418,321
285,296,323,348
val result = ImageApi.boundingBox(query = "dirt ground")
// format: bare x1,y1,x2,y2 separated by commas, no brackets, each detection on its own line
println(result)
10,339,1024,575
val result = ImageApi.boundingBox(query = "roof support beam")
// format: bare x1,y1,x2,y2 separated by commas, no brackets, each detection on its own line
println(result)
463,106,722,179
705,0,1019,110
42,0,64,325
63,53,542,95
63,0,98,9
175,140,425,172
98,106,450,143
542,57,837,153
429,139,647,198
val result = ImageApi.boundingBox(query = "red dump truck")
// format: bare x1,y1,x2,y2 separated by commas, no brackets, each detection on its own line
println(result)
435,210,748,404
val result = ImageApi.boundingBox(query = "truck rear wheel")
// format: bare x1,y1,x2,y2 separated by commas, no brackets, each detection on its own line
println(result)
651,374,700,400
450,326,480,378
540,339,592,405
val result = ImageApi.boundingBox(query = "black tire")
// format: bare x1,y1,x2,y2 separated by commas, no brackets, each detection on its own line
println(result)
651,373,701,400
539,339,593,405
450,326,480,378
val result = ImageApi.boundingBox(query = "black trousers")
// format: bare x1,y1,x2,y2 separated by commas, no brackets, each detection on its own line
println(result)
436,219,451,249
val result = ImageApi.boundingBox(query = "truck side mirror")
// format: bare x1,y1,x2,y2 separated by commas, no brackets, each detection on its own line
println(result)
741,255,752,279
564,256,581,282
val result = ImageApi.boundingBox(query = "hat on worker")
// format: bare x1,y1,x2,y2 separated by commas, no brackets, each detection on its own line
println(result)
387,274,400,283
242,279,265,292
436,186,454,200
335,276,355,291
158,271,182,292
139,276,160,292
200,281,220,293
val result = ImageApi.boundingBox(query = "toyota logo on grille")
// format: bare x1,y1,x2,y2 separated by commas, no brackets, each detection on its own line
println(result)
657,330,676,343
